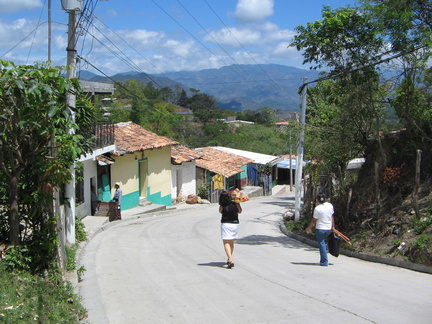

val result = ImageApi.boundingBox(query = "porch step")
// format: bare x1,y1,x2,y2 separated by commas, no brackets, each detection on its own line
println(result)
241,186,263,198
139,197,152,207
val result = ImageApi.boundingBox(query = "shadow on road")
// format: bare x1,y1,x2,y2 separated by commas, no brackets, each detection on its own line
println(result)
236,234,315,251
291,262,333,266
197,262,227,268
258,198,295,208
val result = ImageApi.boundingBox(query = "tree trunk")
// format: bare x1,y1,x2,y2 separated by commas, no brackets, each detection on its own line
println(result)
9,175,20,245
374,161,380,218
413,149,422,219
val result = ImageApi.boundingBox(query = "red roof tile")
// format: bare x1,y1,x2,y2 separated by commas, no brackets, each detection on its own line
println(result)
195,147,253,177
171,145,201,164
114,122,178,155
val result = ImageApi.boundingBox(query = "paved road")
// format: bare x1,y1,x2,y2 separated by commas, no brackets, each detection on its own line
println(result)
79,195,432,324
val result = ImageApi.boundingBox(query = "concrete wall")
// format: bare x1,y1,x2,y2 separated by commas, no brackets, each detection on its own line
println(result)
110,153,139,210
171,160,196,202
76,159,98,218
110,146,173,209
146,146,172,206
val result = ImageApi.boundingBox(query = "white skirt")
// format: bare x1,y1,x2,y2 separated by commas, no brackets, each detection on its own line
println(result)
221,223,239,240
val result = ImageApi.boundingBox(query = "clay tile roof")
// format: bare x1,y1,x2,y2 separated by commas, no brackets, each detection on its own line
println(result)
96,154,115,166
171,145,201,164
114,122,178,155
194,147,253,177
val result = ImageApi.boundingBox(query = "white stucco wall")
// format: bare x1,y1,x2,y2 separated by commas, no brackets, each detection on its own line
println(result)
76,159,98,219
171,161,196,202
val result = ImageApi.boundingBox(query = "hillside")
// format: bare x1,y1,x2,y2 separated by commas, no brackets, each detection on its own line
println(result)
286,131,432,270
77,64,321,112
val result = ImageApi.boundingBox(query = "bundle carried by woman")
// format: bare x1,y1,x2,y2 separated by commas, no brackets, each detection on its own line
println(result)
230,188,250,202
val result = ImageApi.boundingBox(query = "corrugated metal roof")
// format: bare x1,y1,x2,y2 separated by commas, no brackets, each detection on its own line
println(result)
212,146,283,165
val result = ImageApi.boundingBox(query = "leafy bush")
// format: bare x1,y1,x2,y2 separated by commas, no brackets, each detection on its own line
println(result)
414,234,432,250
412,214,432,235
75,217,87,243
197,184,209,200
3,245,31,273
0,262,86,323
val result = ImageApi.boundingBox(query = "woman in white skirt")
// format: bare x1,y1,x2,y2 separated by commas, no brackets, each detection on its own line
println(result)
219,190,242,269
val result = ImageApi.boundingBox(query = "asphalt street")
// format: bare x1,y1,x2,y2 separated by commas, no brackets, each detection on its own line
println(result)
78,194,432,324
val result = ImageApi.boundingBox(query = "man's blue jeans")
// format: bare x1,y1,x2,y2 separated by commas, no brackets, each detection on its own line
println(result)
316,229,331,266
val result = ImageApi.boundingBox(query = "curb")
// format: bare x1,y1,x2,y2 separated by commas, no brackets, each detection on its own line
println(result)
278,220,432,275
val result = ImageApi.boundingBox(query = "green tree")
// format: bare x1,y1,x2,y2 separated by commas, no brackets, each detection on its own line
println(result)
176,88,189,107
108,107,131,123
0,61,95,252
290,5,390,168
392,62,432,140
146,101,181,137
290,5,384,74
360,0,432,54
188,92,220,123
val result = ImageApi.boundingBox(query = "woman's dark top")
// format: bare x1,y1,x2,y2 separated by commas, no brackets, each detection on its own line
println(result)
220,202,239,224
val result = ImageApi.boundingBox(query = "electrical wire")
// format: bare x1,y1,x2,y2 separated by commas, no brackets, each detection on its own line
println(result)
26,0,47,64
176,0,255,83
92,15,165,75
202,0,286,93
80,20,163,88
150,0,239,76
297,44,429,93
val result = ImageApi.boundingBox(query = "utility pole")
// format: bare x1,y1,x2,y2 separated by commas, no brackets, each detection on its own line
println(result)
48,0,52,61
294,78,307,221
63,0,82,244
289,129,293,192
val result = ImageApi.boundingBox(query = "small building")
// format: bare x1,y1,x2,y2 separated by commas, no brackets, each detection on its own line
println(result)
171,145,201,203
212,146,283,192
109,122,179,209
194,147,253,203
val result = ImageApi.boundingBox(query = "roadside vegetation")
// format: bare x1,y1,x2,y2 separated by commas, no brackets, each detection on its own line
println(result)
0,0,431,321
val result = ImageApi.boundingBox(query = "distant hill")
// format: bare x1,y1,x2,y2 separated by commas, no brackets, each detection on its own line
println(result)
77,64,321,112
155,64,320,112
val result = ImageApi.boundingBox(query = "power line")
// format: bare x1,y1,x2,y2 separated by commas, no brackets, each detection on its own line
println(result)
297,45,428,93
150,0,246,80
79,19,163,88
92,16,165,75
77,54,148,101
202,0,286,93
177,0,256,84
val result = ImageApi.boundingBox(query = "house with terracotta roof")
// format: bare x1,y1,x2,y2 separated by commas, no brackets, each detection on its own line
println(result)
107,122,179,209
171,145,201,202
212,146,283,193
194,147,253,202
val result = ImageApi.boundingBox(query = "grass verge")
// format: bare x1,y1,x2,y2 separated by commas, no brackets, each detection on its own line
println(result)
0,261,87,323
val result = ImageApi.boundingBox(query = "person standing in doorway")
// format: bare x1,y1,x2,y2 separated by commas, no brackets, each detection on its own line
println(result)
219,190,242,269
112,182,123,220
306,193,335,266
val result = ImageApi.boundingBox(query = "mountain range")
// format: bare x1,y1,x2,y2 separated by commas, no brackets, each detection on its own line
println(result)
78,64,321,112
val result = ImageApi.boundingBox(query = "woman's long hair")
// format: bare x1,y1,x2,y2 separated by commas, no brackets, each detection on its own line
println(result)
219,190,232,207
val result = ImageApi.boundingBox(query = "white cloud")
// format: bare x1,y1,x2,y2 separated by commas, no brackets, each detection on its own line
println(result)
123,29,165,49
0,0,43,13
235,0,274,23
261,22,296,41
203,27,261,47
164,39,196,58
